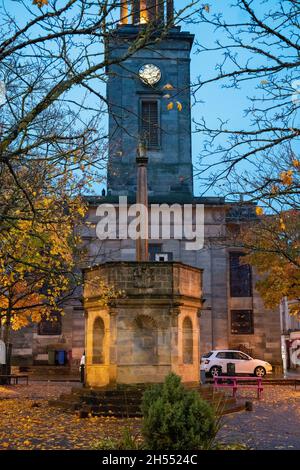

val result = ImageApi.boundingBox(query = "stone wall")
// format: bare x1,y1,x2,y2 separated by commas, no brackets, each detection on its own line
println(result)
9,203,283,372
84,262,202,387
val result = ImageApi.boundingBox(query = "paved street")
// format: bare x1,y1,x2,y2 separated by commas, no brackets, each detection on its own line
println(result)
218,385,300,450
0,382,299,449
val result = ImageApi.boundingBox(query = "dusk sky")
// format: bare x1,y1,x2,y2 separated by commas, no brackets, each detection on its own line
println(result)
7,0,298,197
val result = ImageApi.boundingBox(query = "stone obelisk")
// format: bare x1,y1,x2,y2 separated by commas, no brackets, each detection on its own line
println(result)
136,140,149,261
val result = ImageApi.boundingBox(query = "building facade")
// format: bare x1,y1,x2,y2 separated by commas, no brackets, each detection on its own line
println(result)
9,1,283,372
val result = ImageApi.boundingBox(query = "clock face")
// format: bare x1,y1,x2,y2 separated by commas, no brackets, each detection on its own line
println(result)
139,64,161,86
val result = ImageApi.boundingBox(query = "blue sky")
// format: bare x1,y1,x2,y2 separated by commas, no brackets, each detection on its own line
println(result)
5,0,297,198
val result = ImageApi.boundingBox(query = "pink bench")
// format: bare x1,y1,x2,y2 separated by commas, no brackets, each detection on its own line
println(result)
213,376,263,400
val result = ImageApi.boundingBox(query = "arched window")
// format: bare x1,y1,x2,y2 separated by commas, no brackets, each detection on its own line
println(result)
182,316,193,364
133,315,158,364
92,317,105,364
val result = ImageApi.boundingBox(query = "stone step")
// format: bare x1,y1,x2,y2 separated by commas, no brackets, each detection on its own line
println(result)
91,410,142,418
61,391,226,408
48,399,80,411
49,386,243,417
14,365,76,377
56,393,233,411
90,403,142,414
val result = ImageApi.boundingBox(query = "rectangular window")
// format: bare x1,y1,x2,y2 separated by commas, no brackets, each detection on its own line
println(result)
140,99,160,149
229,252,252,297
149,244,162,261
231,310,254,335
38,312,62,336
216,351,233,359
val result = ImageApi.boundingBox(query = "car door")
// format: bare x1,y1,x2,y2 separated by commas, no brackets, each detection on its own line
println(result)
215,351,232,373
231,351,251,373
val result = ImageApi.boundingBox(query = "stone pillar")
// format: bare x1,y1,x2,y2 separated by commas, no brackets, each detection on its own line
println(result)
120,0,129,24
133,0,140,24
136,141,149,261
147,0,156,22
157,0,165,24
166,0,174,24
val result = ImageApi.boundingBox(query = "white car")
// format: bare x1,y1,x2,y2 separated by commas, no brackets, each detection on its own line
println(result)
201,350,273,377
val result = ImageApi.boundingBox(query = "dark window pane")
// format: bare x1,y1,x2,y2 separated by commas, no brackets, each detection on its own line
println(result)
229,252,252,297
216,352,225,358
149,244,162,261
231,310,254,335
140,100,160,148
225,352,233,359
38,312,62,336
149,244,173,262
240,352,249,360
232,352,249,360
216,351,233,359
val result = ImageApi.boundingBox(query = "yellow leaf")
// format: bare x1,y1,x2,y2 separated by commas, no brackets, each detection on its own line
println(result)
32,0,48,8
204,4,210,13
292,159,300,168
280,170,293,186
279,217,286,231
176,101,183,112
255,206,264,216
32,0,48,6
167,102,174,110
163,83,174,90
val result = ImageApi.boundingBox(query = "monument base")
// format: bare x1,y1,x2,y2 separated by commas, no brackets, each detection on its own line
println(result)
83,262,203,387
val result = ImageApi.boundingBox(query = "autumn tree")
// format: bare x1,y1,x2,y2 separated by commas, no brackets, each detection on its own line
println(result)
0,1,202,368
0,160,86,374
0,0,201,286
239,209,300,315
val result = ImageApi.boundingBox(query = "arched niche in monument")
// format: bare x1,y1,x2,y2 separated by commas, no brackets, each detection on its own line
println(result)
133,315,158,364
182,316,193,365
92,317,105,364
84,262,202,386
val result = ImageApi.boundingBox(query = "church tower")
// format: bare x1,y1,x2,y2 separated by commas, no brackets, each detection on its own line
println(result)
107,1,194,199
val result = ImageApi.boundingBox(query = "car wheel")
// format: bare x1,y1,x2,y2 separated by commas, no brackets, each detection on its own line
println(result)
210,366,221,377
254,366,266,377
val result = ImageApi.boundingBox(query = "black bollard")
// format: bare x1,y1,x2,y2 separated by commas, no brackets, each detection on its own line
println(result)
245,401,253,411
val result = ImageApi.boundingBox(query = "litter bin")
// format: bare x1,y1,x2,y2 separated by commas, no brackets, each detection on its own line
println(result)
227,362,236,376
57,350,66,366
48,350,56,365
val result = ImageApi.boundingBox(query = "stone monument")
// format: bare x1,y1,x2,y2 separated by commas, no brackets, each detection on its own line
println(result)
84,261,202,387
83,142,203,388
